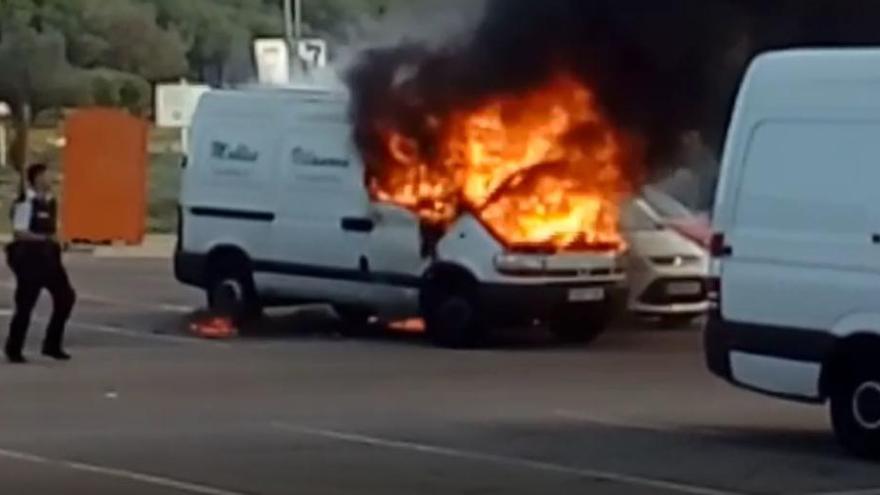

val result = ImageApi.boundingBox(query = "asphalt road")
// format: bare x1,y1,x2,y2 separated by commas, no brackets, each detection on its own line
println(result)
0,254,877,495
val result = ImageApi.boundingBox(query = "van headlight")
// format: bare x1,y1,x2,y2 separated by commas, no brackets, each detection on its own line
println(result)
493,254,545,275
649,255,701,267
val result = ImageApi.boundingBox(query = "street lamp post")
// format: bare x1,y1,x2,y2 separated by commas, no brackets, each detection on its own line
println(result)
283,0,303,79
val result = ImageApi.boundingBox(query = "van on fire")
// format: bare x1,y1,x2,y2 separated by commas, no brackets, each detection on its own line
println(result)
707,49,880,457
175,87,626,348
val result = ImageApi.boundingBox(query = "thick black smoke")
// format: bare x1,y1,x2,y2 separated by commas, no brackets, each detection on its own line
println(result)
348,0,880,181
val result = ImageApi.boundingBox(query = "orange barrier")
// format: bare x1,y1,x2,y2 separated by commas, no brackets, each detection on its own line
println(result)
61,109,148,245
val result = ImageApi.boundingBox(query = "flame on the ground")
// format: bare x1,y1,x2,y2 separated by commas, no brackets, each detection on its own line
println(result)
190,317,237,340
388,318,426,334
368,74,641,252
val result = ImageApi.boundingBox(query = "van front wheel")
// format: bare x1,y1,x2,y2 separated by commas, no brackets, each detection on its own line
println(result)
831,361,880,459
422,280,486,349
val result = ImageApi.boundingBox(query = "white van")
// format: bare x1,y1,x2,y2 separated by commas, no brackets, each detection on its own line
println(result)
707,49,880,457
175,88,626,348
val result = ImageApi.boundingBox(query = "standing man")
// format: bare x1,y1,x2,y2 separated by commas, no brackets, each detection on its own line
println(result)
5,163,76,363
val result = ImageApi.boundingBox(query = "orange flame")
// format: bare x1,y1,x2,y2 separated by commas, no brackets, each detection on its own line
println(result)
190,317,237,340
368,74,640,252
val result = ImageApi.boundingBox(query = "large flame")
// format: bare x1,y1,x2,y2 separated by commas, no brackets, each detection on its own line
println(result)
368,74,640,252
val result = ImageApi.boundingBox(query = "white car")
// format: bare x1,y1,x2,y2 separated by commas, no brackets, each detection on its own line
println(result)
621,187,710,325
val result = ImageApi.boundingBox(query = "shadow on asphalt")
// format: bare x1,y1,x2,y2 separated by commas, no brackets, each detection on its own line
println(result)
175,306,702,352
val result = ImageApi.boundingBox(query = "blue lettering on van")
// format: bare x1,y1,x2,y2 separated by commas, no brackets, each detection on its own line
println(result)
211,141,259,163
291,146,349,168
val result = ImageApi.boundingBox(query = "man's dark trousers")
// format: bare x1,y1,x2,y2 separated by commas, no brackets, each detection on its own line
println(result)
5,242,76,357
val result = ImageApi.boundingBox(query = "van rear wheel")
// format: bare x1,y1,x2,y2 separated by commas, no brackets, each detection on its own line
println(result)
831,360,880,459
207,255,262,325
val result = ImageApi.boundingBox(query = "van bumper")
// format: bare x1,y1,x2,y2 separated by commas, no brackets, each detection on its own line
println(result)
478,281,626,323
704,310,733,380
175,251,208,288
704,310,834,402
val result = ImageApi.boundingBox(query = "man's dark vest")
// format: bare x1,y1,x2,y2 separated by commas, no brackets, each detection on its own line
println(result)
29,196,57,235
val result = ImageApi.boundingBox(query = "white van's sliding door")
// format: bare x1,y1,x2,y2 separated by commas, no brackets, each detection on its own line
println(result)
724,120,880,332
261,123,372,304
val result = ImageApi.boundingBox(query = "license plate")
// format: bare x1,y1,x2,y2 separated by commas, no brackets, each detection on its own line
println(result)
666,282,702,296
568,287,605,302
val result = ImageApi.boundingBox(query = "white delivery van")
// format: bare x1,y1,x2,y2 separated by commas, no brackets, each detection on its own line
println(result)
707,49,880,457
175,88,626,348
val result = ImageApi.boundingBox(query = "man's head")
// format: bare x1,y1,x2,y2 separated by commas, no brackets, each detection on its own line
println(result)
26,163,51,194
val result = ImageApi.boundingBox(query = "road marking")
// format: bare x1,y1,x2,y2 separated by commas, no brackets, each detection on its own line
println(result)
553,410,737,439
0,281,195,314
0,447,249,495
553,409,679,431
271,422,744,495
64,320,227,347
809,489,880,495
0,309,223,347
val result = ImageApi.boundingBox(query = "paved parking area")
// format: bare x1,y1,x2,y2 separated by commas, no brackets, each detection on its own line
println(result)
0,255,876,495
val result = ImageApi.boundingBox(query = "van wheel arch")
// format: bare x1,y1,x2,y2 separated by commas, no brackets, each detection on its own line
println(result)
821,334,880,399
420,263,478,304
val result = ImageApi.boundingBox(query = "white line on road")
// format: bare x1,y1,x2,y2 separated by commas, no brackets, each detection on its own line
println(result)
271,422,744,495
0,281,195,314
809,489,880,495
0,447,250,495
0,309,224,347
65,320,228,347
553,409,680,432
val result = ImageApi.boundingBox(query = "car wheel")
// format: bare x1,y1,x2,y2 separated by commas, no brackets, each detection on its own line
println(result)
551,304,611,345
423,285,485,349
831,359,880,459
207,255,262,325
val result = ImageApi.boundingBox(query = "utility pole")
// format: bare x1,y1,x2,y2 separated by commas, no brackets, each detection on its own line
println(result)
283,0,304,80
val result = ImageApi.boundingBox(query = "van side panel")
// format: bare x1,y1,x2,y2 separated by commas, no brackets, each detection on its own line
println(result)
261,117,373,304
724,120,880,331
179,94,282,283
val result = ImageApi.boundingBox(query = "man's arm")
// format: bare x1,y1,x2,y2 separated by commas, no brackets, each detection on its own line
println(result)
11,200,51,242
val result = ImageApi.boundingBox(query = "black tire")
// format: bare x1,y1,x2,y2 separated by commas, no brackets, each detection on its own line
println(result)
422,282,486,349
830,359,880,459
206,253,262,325
551,304,611,345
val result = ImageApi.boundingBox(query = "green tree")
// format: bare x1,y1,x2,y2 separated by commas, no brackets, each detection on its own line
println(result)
0,12,87,171
79,0,188,81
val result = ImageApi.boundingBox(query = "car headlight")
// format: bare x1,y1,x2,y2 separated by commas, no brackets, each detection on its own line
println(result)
649,255,701,267
493,254,546,274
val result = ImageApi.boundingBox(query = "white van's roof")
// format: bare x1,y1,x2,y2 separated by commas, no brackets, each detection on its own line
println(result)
742,48,880,108
205,86,348,103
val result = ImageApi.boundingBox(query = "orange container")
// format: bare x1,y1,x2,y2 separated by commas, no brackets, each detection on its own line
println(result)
61,109,148,245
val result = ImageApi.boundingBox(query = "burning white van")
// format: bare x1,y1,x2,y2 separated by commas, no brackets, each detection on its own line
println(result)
175,85,628,348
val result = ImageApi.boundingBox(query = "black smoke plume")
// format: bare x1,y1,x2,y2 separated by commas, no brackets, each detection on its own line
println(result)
348,0,880,182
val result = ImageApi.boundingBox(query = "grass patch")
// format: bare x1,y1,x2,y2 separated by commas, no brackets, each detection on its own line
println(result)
147,152,182,234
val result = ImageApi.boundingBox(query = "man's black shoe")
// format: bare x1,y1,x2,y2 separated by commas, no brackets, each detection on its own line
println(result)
6,354,27,364
42,349,71,361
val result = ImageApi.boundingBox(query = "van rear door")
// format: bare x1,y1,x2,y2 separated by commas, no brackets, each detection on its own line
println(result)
722,120,880,335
